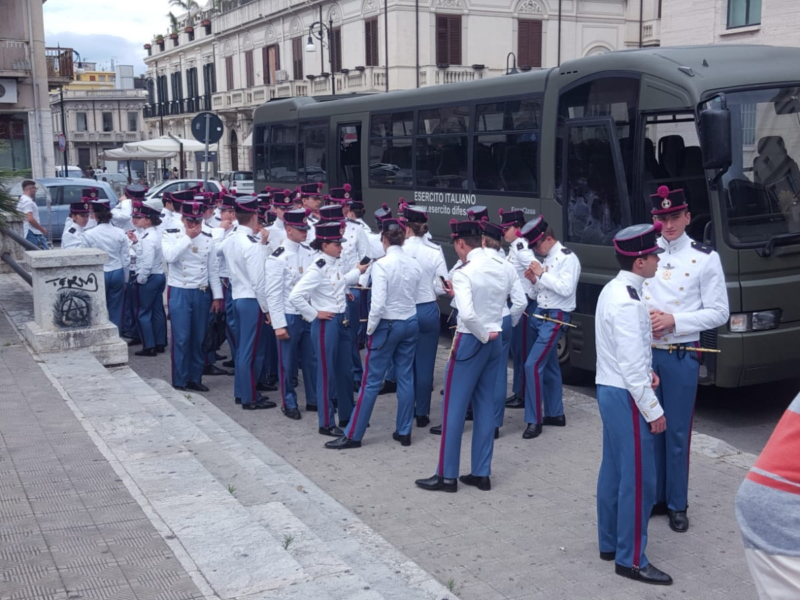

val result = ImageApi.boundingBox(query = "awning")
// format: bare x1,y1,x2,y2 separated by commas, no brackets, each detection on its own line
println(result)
123,136,218,154
99,147,177,160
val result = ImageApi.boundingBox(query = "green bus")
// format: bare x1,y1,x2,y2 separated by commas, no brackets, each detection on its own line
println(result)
252,45,800,389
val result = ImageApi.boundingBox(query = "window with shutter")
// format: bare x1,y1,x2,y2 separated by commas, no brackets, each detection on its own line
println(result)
245,50,254,88
435,15,462,65
225,56,234,91
365,19,379,66
518,20,542,68
292,37,303,80
332,28,342,73
263,45,280,84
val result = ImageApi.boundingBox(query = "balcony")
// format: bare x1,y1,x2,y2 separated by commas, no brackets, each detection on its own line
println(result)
142,95,212,119
0,40,30,77
55,131,143,144
641,20,661,46
45,47,75,89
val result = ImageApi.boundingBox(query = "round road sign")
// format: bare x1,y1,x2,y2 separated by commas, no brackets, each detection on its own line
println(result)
191,112,224,145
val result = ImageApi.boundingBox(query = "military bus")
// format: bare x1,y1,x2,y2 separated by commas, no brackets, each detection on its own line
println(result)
251,45,800,389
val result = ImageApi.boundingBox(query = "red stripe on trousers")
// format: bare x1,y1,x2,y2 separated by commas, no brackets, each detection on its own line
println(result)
347,333,374,439
278,334,286,408
533,311,562,424
630,396,643,569
320,319,329,428
437,333,462,477
249,313,263,402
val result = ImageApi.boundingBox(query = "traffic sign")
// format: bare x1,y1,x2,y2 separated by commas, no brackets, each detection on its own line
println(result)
58,134,66,153
191,112,224,145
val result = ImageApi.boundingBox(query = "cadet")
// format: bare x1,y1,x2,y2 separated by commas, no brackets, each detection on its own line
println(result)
158,191,185,232
121,185,149,344
129,204,166,357
595,222,672,586
267,189,294,248
211,194,239,368
222,197,275,410
400,203,448,427
82,190,130,332
326,218,422,449
264,208,316,420
480,219,527,437
644,186,729,532
295,183,324,226
61,199,91,249
499,209,540,410
162,200,223,392
520,217,581,439
415,220,515,493
289,221,368,436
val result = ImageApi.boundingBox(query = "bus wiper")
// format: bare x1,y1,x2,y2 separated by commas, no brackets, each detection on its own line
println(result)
757,232,800,257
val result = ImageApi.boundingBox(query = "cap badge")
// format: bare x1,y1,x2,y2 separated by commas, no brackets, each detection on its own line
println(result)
661,199,672,209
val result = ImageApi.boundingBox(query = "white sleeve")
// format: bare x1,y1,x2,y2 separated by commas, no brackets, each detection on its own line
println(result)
290,267,322,322
367,261,388,335
508,273,527,328
538,254,580,297
433,248,449,296
245,243,267,312
207,238,222,299
264,257,287,330
612,302,663,423
136,238,154,284
453,269,489,343
356,226,370,260
673,252,730,336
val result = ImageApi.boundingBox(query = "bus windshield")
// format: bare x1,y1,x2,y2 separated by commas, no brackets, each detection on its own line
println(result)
717,87,800,248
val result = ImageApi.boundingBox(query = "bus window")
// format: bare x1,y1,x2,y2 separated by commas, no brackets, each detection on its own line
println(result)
642,113,709,241
416,106,469,189
299,121,327,183
338,124,362,197
473,98,540,193
270,125,297,182
563,120,626,246
254,125,269,180
369,112,413,187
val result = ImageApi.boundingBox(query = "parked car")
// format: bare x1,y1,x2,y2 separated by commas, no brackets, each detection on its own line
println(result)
221,171,254,194
54,165,89,179
100,173,130,197
144,179,224,211
7,178,118,241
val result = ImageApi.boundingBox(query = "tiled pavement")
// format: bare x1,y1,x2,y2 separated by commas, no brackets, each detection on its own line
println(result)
0,316,203,600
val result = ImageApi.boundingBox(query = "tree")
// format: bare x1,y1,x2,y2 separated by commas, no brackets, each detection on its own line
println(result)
168,0,200,10
0,168,21,229
168,12,179,34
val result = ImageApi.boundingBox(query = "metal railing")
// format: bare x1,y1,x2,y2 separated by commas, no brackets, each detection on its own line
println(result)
0,227,38,286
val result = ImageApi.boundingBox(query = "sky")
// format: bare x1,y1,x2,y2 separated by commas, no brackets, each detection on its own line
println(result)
43,0,188,74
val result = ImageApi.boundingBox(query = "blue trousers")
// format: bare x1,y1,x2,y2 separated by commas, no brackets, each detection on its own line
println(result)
596,385,656,570
278,314,318,410
258,320,276,384
494,315,514,428
524,307,569,425
122,278,139,339
346,316,419,441
25,230,47,249
233,299,263,405
413,302,440,418
169,287,211,387
652,348,700,511
311,314,354,428
136,274,166,351
511,299,537,397
104,268,126,332
347,290,364,384
221,279,237,359
437,333,503,479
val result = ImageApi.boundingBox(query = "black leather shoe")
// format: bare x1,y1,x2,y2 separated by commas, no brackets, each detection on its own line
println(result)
522,423,542,439
378,380,397,395
173,385,186,391
222,360,235,368
465,409,473,421
265,375,278,387
459,474,491,491
186,381,209,392
392,431,411,446
215,353,227,361
319,426,343,437
235,397,242,405
505,395,525,409
429,424,442,435
155,345,166,354
127,338,142,347
203,365,228,376
494,427,500,440
325,436,361,450
651,502,668,517
306,404,318,412
243,399,277,410
257,381,277,392
615,563,672,586
415,475,457,493
599,551,616,561
282,407,301,420
667,509,689,532
543,415,566,427
416,415,430,428
134,348,157,357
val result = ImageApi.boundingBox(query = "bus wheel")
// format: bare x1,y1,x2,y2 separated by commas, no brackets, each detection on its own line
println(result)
557,332,569,364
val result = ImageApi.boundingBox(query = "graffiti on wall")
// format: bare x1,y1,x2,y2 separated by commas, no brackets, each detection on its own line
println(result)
46,274,97,328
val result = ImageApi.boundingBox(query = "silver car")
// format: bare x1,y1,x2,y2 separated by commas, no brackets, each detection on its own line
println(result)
144,179,224,211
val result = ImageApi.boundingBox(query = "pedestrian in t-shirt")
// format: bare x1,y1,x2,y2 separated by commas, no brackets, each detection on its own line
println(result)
16,180,48,249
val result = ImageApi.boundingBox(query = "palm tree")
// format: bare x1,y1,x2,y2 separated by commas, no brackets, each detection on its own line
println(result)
0,168,21,228
167,12,179,34
168,0,200,10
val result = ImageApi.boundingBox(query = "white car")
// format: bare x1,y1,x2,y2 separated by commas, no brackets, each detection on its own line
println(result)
221,171,254,195
144,179,225,210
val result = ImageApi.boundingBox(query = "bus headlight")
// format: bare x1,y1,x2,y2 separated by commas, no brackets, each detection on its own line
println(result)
729,310,781,332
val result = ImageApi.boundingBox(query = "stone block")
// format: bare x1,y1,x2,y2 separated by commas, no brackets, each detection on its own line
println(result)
0,215,29,275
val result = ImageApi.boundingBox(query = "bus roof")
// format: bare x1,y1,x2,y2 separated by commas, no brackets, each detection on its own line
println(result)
252,45,800,123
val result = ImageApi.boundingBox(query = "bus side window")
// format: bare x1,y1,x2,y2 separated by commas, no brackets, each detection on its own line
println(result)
369,112,413,187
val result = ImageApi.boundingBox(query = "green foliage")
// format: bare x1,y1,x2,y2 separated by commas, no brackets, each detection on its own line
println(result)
0,153,22,229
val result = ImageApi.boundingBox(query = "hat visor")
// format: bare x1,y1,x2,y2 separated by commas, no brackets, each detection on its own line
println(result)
287,223,311,231
652,247,665,254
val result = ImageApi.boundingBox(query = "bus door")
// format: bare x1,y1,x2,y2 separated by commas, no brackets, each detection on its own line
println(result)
337,122,362,200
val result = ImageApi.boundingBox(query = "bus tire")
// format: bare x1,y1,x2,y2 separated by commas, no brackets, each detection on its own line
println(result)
557,330,585,385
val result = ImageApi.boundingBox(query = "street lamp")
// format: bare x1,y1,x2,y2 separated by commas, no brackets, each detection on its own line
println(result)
305,19,336,95
505,52,519,76
59,49,85,177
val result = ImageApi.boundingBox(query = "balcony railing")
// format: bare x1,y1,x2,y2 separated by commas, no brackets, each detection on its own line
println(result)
143,96,212,119
45,47,75,88
0,40,30,74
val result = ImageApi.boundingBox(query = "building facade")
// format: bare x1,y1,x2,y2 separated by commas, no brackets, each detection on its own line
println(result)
50,88,148,174
0,0,58,179
143,0,661,175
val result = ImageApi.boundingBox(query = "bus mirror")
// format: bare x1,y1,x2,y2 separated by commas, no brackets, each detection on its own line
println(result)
698,106,732,170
